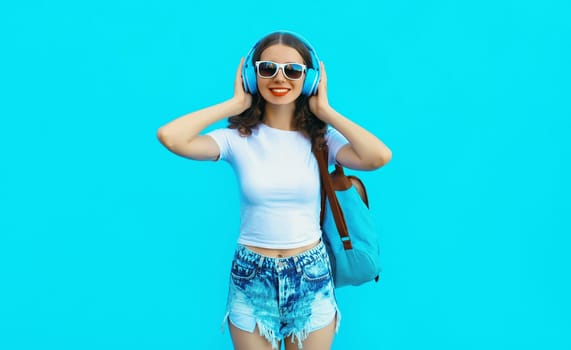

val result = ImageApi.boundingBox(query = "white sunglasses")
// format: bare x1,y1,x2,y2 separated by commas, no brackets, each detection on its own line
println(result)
255,61,307,80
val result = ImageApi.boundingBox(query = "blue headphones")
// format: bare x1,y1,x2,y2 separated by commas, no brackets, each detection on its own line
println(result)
242,31,321,96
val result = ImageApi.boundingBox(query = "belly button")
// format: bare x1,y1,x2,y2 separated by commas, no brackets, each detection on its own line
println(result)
277,254,283,258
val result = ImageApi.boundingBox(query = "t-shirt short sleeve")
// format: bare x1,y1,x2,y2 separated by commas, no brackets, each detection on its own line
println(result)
205,128,235,162
325,127,349,165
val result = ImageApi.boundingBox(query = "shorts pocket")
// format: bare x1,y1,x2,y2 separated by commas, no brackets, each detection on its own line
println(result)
231,257,258,281
301,257,331,282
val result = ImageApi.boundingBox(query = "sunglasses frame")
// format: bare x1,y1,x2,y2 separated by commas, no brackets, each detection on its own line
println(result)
255,60,307,81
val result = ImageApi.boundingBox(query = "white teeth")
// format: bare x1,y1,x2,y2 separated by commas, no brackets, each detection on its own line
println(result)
271,88,288,93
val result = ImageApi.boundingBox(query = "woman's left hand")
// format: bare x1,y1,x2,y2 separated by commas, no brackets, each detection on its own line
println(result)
309,62,333,120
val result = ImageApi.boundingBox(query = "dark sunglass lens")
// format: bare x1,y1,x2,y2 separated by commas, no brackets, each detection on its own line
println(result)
258,62,277,77
284,64,303,79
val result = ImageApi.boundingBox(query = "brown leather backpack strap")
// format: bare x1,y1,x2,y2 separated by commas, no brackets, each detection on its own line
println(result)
319,178,326,226
330,165,352,191
314,148,353,250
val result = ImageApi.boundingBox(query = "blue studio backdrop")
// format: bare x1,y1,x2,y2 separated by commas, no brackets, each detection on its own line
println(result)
1,0,570,349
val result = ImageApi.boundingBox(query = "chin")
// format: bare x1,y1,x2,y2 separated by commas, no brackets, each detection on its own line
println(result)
268,98,297,105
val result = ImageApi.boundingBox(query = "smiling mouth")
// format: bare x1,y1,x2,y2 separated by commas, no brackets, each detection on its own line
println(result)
270,88,290,96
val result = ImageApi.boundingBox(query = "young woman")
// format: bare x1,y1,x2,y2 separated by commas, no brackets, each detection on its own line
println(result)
157,31,392,350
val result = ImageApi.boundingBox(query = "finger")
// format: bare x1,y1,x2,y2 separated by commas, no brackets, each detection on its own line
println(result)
318,62,327,92
236,57,245,81
319,61,327,82
318,62,327,90
235,58,247,92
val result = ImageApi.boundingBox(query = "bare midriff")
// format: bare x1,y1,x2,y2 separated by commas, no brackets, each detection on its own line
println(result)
244,240,320,258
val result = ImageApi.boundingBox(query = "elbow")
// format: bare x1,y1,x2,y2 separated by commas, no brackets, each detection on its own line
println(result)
157,127,175,149
368,148,392,170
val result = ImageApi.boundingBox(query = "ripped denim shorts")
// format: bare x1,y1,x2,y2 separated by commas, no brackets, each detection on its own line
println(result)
222,240,340,349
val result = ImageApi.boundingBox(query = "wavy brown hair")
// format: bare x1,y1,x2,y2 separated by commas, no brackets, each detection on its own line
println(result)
228,32,327,151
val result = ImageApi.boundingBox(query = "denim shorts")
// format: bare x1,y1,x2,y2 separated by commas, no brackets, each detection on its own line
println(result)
222,241,340,349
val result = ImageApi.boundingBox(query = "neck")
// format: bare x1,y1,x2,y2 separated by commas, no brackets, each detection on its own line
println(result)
263,103,296,131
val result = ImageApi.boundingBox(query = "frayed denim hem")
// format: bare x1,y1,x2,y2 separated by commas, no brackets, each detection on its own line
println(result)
221,312,280,350
221,308,341,350
288,306,341,348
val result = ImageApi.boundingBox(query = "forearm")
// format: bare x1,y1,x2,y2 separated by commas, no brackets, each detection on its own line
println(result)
157,98,242,147
321,106,392,169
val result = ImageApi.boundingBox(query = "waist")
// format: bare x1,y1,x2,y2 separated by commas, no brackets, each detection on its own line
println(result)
243,239,321,258
237,225,322,253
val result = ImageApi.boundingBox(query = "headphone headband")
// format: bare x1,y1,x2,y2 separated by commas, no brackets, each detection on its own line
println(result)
241,31,321,96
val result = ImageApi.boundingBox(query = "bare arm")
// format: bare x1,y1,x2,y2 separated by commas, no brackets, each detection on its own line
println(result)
157,59,252,160
324,108,392,170
309,62,392,170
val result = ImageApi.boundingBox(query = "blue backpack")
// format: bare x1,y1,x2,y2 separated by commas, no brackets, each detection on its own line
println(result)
315,149,382,287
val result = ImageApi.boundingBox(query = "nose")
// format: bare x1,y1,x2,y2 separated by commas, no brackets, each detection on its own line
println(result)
273,67,286,81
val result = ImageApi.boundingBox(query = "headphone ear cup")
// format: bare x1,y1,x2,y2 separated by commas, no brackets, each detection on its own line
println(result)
242,59,257,94
303,68,319,96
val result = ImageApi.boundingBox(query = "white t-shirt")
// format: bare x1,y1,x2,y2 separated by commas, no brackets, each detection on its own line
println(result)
207,123,348,249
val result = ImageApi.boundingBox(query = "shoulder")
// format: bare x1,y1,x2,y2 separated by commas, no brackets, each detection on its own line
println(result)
207,126,251,143
324,126,349,165
207,126,241,137
325,126,348,143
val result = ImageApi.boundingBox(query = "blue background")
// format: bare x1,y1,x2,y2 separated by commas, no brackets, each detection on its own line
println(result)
1,0,570,349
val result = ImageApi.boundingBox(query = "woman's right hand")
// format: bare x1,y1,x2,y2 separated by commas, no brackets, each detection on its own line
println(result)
231,57,252,114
